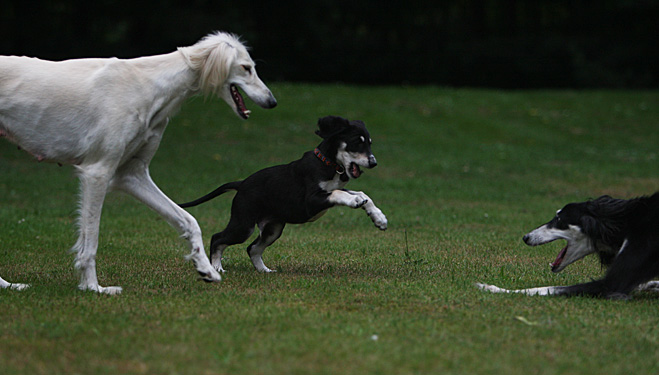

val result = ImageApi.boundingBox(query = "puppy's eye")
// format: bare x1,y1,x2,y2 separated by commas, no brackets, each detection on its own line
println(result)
360,136,365,143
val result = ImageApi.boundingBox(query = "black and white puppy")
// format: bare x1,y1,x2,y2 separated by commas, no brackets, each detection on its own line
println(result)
478,193,659,299
180,116,387,273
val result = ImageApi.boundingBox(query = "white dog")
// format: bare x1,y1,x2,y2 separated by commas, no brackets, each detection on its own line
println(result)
0,32,277,294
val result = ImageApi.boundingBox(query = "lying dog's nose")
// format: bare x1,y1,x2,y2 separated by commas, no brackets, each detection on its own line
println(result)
368,155,377,168
522,234,530,244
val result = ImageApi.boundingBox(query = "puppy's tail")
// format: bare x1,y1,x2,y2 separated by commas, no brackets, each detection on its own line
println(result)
179,181,241,208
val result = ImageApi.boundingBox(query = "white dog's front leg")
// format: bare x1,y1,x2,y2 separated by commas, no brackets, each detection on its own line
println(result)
328,190,387,230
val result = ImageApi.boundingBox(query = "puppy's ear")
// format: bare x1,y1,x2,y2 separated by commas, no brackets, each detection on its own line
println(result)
315,116,350,139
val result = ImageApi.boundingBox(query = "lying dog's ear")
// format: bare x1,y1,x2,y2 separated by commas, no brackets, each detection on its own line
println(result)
315,116,350,139
580,215,601,238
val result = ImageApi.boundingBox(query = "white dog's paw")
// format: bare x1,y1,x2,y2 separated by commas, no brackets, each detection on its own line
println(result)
79,284,123,295
98,286,123,295
187,248,222,283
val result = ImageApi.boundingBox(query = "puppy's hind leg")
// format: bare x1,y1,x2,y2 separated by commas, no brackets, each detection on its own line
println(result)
209,234,230,273
247,221,285,273
207,218,256,272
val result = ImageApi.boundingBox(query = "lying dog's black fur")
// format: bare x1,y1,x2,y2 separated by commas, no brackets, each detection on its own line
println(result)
180,116,387,273
479,193,659,299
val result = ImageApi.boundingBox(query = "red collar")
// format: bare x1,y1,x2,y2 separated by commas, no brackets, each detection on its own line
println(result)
314,148,344,174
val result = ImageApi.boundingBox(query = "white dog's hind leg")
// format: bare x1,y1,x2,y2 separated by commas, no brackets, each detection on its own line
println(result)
0,275,30,291
75,165,123,295
112,164,221,283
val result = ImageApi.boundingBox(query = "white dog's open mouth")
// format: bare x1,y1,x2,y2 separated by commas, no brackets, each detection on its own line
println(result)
348,163,362,179
230,84,251,119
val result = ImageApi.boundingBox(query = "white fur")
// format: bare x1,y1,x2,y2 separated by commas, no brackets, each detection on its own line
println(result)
476,283,560,296
0,32,276,294
327,190,388,230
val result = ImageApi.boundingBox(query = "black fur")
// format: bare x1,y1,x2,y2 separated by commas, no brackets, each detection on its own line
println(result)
179,116,386,272
532,193,659,298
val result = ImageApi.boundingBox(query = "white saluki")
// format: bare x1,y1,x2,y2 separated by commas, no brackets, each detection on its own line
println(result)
0,32,277,294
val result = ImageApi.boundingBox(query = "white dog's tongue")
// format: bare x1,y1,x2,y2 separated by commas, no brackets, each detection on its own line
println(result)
551,245,568,267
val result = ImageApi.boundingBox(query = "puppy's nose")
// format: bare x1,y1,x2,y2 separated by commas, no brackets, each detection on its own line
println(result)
368,155,378,168
522,234,530,244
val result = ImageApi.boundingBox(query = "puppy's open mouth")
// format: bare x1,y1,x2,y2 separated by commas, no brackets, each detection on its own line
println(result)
348,163,362,178
551,244,568,272
230,84,251,119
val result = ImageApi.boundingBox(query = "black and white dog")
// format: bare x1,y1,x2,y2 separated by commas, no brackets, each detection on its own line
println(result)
180,116,387,273
478,193,659,299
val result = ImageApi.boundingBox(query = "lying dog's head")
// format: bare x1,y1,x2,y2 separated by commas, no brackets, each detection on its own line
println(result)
523,196,630,273
315,116,377,179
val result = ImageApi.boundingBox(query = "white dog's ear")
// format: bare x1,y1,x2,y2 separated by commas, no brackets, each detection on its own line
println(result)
315,116,350,139
197,42,236,96
179,33,241,96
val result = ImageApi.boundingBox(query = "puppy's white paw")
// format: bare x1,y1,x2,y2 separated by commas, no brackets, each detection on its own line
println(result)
370,211,388,230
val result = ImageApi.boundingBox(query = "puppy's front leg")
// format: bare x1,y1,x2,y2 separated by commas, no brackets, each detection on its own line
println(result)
328,190,387,230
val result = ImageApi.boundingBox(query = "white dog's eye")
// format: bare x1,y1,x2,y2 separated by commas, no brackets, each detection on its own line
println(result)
242,65,252,74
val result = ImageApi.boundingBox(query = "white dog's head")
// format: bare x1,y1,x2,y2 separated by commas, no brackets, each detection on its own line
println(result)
179,32,277,119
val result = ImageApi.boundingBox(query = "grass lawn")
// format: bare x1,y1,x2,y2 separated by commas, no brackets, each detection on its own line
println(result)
1,84,657,374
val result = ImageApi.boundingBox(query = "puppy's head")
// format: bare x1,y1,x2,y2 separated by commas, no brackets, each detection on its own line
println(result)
316,116,377,179
522,196,624,273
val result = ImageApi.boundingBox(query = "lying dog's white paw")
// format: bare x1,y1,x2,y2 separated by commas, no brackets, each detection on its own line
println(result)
476,283,506,293
9,283,31,291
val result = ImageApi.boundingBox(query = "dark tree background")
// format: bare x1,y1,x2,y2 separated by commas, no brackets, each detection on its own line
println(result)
1,0,657,88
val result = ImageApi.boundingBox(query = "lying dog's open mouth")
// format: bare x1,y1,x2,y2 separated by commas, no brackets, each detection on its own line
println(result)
230,84,251,119
551,244,568,272
348,163,362,179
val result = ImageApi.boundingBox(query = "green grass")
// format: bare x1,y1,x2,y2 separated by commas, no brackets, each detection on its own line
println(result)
1,84,658,375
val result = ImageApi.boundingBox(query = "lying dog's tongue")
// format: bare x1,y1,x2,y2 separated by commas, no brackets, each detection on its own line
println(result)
551,245,568,269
